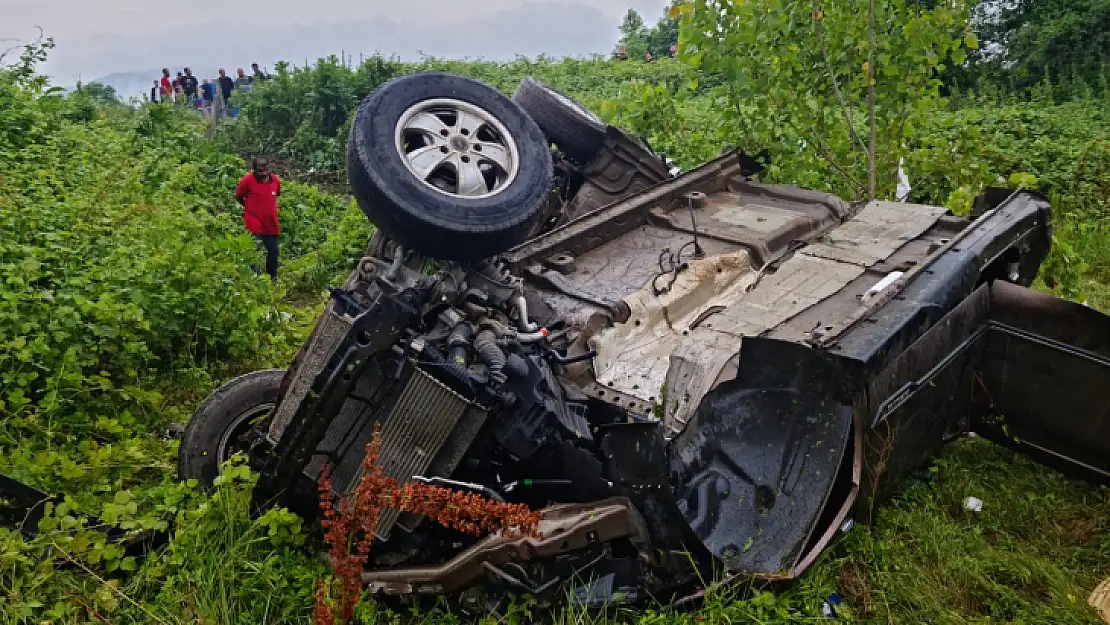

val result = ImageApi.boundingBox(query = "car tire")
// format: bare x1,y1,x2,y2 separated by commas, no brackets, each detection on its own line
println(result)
512,76,606,164
178,369,285,487
348,72,553,262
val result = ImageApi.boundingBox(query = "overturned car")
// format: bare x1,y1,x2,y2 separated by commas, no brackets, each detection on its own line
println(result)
170,72,1110,610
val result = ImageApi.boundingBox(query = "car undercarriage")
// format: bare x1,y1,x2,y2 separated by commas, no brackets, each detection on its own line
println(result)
4,72,1109,614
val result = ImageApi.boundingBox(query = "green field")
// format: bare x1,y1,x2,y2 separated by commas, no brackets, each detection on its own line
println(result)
2,6,1110,622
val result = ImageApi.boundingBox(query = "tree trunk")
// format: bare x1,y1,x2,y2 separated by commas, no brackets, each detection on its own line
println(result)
867,0,877,200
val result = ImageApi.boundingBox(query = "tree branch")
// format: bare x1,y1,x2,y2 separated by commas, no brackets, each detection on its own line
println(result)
867,0,878,200
813,1,868,156
880,63,917,193
784,114,868,197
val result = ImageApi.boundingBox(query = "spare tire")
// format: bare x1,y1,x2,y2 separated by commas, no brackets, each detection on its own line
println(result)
512,77,606,164
348,72,553,262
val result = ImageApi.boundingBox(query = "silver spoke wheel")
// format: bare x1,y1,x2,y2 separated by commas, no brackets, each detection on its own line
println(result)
395,98,520,199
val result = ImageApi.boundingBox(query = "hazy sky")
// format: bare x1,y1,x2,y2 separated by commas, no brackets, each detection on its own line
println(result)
3,0,670,83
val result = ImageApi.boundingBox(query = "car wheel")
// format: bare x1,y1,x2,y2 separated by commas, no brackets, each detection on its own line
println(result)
178,369,285,487
348,72,553,262
512,76,606,164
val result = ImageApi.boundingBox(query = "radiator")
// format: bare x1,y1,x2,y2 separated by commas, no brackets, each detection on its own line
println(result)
349,366,475,540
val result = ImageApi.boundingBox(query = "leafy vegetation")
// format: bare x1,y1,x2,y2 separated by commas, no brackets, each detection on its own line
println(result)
952,0,1110,98
679,0,976,199
616,4,681,60
2,0,1110,621
74,81,121,105
0,36,325,624
218,54,689,178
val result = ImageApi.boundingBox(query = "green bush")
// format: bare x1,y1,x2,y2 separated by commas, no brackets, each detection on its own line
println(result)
0,45,286,502
284,200,375,298
224,54,692,179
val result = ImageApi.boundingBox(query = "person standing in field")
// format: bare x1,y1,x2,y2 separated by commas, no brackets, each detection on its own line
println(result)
201,79,215,115
235,157,282,284
233,68,252,117
235,68,253,94
181,67,199,106
173,71,185,103
218,69,235,106
160,69,173,101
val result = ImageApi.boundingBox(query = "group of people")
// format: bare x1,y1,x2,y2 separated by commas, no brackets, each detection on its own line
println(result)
613,43,678,62
151,63,271,117
146,65,283,281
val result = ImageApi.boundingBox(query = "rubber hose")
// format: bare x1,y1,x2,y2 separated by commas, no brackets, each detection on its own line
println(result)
474,330,507,380
504,353,529,379
447,323,473,366
448,323,473,346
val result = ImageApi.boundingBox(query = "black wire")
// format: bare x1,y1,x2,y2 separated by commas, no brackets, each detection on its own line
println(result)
657,248,673,273
675,240,697,265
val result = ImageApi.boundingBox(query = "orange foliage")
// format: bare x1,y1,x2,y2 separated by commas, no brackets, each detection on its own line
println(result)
312,425,542,624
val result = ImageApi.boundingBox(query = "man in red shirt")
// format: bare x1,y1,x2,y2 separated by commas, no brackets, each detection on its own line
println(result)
235,157,282,283
159,69,173,101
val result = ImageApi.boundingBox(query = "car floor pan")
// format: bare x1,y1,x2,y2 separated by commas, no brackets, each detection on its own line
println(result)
668,338,855,579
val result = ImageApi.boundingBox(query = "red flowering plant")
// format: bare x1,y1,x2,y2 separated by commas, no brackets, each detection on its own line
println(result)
313,425,542,624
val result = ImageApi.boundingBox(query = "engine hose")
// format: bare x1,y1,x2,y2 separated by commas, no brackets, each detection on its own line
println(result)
478,317,514,337
477,317,549,343
421,343,474,392
550,348,597,365
514,295,539,332
448,323,473,346
516,328,550,343
474,330,507,381
460,300,488,320
447,323,472,366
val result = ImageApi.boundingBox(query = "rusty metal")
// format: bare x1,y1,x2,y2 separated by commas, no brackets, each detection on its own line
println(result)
504,153,735,267
684,191,707,209
582,381,656,417
544,252,577,274
524,264,631,323
360,498,649,596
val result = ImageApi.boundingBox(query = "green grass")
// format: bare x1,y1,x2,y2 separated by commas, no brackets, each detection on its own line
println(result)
802,438,1110,624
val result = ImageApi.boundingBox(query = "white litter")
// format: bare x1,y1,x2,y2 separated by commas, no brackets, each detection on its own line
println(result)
860,271,904,305
963,496,983,513
264,310,294,322
896,157,911,201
